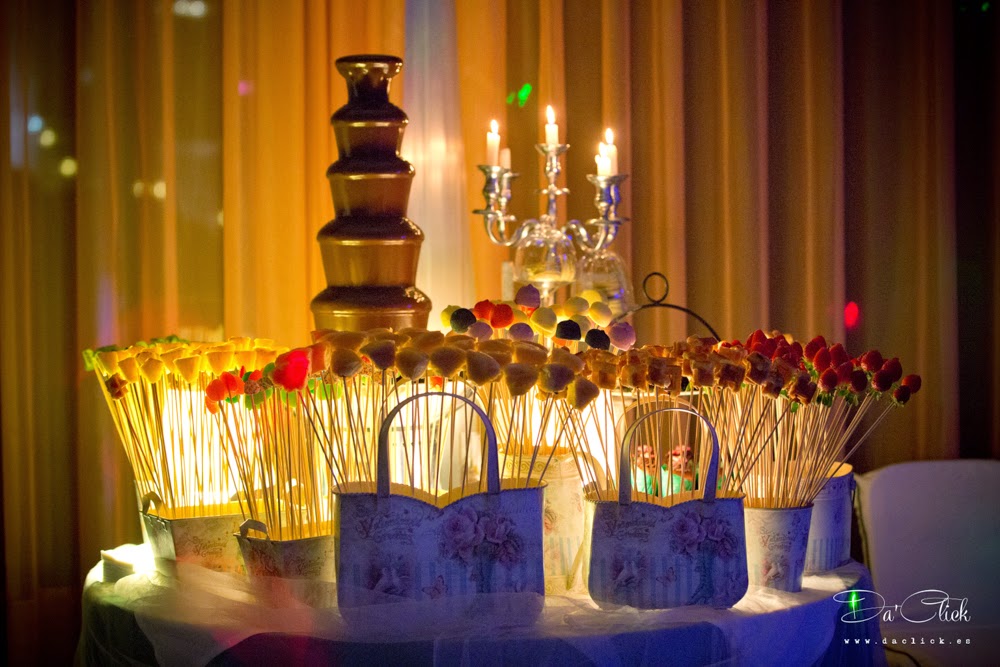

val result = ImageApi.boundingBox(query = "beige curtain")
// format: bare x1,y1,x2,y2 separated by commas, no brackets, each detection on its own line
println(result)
453,0,962,468
222,0,405,346
2,0,403,661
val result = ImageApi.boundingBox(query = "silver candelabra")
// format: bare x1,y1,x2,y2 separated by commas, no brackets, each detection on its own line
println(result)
473,142,634,312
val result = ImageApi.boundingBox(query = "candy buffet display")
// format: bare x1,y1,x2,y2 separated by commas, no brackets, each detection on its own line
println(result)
84,53,925,616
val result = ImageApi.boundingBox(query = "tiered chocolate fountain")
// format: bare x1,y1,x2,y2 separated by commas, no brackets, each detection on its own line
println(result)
311,55,432,331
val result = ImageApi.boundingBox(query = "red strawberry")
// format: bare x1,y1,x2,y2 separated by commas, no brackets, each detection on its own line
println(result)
747,329,768,347
789,341,804,362
893,385,912,404
813,347,832,373
820,368,839,393
754,337,778,358
829,343,850,368
871,369,893,392
804,335,828,361
272,348,311,392
472,299,495,321
836,361,854,384
860,350,884,373
490,303,514,328
781,352,801,368
901,374,922,393
881,357,903,384
850,369,868,393
207,372,244,401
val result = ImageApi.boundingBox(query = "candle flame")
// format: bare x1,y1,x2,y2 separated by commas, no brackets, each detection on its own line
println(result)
546,105,555,124
490,119,499,134
605,128,614,145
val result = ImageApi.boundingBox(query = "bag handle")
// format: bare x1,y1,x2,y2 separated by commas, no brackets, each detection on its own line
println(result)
618,407,720,506
239,518,269,539
613,394,695,438
377,392,499,499
140,491,163,514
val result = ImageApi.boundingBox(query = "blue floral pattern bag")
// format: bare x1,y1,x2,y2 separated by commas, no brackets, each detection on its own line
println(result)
335,393,546,615
586,407,748,609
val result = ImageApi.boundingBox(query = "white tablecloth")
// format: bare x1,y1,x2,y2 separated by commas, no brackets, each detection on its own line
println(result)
79,544,885,666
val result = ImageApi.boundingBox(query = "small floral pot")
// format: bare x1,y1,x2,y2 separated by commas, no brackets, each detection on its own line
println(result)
335,393,545,625
506,454,585,595
140,493,244,577
744,505,813,592
235,519,337,581
804,463,854,574
586,408,748,610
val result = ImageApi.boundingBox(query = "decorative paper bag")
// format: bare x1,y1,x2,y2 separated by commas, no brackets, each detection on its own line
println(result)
586,407,748,609
335,393,545,615
140,492,244,576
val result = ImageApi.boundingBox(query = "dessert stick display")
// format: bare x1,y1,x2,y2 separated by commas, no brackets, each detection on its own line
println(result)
206,361,332,542
740,334,922,508
83,337,281,517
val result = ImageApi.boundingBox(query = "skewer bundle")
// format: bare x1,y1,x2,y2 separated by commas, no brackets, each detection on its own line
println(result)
290,326,600,502
84,336,284,518
740,333,922,508
204,347,332,541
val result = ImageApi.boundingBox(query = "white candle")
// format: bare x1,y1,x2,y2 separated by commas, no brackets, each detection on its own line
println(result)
544,105,559,146
595,153,611,176
499,147,511,169
486,119,501,166
603,128,618,175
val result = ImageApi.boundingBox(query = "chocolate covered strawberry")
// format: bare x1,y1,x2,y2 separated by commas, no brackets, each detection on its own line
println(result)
901,374,922,393
860,350,884,373
804,335,827,361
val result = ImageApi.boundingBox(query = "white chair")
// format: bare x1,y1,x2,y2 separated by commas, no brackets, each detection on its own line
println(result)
855,459,1000,666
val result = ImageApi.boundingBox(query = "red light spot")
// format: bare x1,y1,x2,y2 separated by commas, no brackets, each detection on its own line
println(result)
844,301,860,329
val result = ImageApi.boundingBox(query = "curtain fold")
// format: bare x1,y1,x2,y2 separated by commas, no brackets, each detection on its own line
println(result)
221,0,405,345
843,0,960,469
629,0,686,345
455,0,511,299
404,0,474,320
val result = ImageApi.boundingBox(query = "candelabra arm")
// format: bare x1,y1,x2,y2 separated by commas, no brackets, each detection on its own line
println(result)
474,165,529,247
568,218,621,254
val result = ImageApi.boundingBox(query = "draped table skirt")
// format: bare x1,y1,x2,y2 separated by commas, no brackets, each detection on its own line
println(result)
78,544,886,666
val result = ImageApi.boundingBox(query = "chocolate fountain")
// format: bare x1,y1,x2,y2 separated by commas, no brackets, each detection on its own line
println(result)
311,54,432,331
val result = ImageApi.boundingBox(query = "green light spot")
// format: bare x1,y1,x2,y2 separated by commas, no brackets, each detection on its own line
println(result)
517,83,532,108
982,1,990,11
506,92,515,105
848,591,861,619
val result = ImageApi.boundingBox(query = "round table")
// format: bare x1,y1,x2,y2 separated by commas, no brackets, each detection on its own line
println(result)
78,544,886,666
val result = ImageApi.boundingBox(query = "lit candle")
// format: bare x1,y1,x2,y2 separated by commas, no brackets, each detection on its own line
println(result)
595,152,611,176
603,128,618,175
486,119,501,166
499,147,511,169
544,105,559,146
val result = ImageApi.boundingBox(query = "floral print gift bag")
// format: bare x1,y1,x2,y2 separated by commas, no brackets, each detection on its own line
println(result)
586,408,748,609
334,393,545,617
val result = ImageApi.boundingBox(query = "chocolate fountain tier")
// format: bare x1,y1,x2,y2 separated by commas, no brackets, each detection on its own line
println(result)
311,286,431,332
327,172,413,218
317,217,423,287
